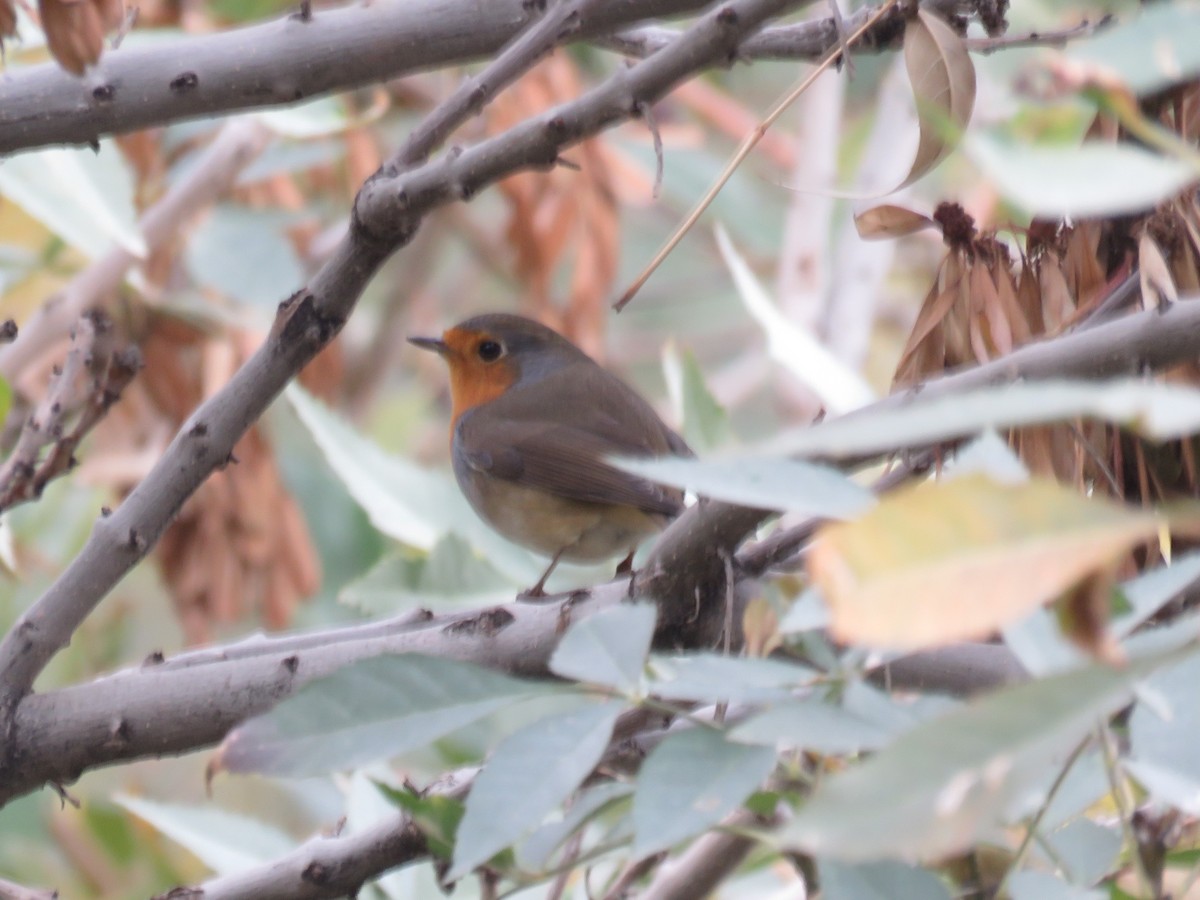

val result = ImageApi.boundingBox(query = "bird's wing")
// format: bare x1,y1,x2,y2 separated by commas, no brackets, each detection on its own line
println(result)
457,416,685,517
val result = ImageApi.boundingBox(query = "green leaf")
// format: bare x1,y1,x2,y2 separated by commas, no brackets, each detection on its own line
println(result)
0,376,12,426
1127,650,1200,814
777,643,1200,860
374,782,465,859
766,380,1200,459
550,603,656,693
448,701,624,879
288,386,545,583
516,781,632,872
340,535,515,614
0,142,145,260
646,652,814,704
217,655,555,776
968,135,1196,219
1008,870,1105,900
115,795,294,875
731,699,894,754
663,343,730,453
820,860,953,899
1115,551,1200,639
613,456,874,519
632,726,776,857
184,207,305,308
1068,4,1200,96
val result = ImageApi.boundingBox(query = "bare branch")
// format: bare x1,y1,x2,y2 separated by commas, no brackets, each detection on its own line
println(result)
388,0,605,173
0,0,734,157
0,876,57,900
0,312,141,515
161,768,475,900
638,808,781,900
0,0,802,732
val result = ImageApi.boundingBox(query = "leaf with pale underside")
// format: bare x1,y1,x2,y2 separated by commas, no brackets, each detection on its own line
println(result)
900,10,976,189
777,641,1200,861
449,701,623,879
808,474,1159,650
214,655,555,777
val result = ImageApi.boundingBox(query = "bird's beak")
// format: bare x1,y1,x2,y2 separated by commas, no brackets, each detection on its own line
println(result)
407,335,449,356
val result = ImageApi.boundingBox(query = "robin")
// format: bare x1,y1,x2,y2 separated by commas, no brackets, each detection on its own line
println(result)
409,313,691,597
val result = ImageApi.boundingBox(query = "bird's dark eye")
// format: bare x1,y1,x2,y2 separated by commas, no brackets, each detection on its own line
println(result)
477,340,503,362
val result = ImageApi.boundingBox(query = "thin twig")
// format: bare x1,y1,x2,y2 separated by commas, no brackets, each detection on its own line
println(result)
614,0,900,310
387,0,603,173
638,99,665,200
996,736,1091,896
0,312,141,515
963,15,1111,54
1097,723,1154,897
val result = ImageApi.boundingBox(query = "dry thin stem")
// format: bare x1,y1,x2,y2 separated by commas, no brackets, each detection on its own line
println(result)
614,0,900,310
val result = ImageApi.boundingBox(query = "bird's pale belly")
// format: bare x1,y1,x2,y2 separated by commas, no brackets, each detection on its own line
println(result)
458,471,665,562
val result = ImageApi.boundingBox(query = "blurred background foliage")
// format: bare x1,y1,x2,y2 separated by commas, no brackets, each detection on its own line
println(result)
1,0,1199,896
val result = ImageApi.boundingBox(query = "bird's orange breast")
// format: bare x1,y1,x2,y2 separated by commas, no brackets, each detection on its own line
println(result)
441,327,519,428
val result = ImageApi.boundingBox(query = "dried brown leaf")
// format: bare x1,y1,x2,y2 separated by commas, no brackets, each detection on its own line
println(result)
39,0,106,76
853,204,938,240
900,11,976,189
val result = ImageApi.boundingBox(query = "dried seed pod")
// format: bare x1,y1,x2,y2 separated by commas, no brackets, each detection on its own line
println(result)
39,0,106,76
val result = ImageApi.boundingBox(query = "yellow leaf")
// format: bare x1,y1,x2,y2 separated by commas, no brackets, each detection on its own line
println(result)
809,474,1158,650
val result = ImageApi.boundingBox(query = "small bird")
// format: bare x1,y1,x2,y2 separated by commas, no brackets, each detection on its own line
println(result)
409,313,690,597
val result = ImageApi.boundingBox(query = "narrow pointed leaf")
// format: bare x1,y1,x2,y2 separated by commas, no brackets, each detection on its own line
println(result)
116,795,294,875
449,701,623,879
777,643,1199,860
633,726,776,858
614,456,874,519
550,603,655,692
216,655,553,776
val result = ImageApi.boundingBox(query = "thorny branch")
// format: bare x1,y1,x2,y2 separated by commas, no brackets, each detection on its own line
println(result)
0,312,141,515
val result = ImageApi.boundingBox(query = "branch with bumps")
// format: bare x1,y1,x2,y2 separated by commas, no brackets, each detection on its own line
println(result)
0,0,808,777
0,311,140,515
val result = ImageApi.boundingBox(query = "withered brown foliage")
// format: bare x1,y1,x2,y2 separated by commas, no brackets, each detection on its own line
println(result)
91,313,323,643
485,52,620,359
892,90,1200,622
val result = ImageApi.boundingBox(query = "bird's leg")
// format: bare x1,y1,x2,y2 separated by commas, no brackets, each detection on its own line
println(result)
615,550,636,576
616,549,638,597
520,548,566,600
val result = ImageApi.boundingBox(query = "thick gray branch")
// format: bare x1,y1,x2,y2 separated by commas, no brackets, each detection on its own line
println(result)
0,0,802,799
0,0,726,157
4,297,1197,804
